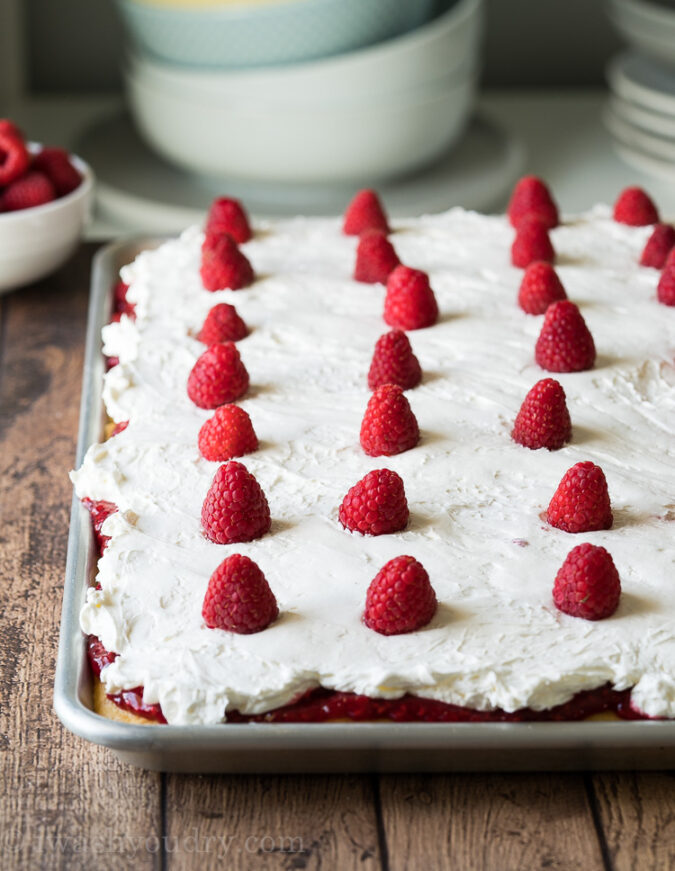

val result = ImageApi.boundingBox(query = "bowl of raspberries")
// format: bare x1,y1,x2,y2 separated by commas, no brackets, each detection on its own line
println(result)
0,119,94,293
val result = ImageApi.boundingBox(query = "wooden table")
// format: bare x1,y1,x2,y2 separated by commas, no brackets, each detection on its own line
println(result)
1,245,673,870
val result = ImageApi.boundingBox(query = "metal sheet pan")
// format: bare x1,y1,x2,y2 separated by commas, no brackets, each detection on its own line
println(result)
54,238,675,772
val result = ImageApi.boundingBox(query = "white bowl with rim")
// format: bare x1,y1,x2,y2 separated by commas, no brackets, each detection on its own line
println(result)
0,150,94,294
127,63,479,182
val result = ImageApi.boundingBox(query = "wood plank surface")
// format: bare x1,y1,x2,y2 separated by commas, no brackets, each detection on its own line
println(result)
378,773,608,871
591,772,675,871
163,774,381,870
0,242,673,871
0,247,162,871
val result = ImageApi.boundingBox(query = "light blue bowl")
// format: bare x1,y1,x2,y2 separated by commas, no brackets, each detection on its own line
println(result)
115,0,439,69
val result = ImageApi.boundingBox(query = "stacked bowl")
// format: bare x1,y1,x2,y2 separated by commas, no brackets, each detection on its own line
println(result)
606,0,675,179
116,0,484,183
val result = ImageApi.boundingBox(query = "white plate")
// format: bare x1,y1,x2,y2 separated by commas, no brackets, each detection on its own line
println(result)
607,53,675,117
605,106,675,181
75,111,525,233
605,104,675,159
609,94,675,138
608,0,675,69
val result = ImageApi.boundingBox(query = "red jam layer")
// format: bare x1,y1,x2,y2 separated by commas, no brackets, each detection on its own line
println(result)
82,498,118,553
87,635,648,725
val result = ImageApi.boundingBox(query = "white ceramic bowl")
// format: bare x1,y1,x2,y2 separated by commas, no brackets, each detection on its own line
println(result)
127,66,478,182
0,151,94,294
127,0,483,104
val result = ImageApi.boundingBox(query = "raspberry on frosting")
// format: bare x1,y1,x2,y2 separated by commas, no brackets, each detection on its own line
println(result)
339,468,409,536
197,303,248,344
511,217,555,268
360,383,419,457
202,553,278,633
198,405,258,462
354,230,400,284
518,261,567,314
368,329,422,391
201,461,271,544
187,342,249,409
343,189,390,236
657,262,675,307
547,461,613,534
384,265,439,331
364,555,437,635
200,233,254,291
535,300,595,373
512,378,571,451
507,175,559,230
613,186,659,226
553,543,621,621
640,224,675,269
205,196,252,244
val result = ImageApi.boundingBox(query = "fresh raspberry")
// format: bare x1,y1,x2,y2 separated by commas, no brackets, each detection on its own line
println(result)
666,248,675,271
110,420,129,437
202,553,278,633
657,263,675,306
198,405,258,462
384,265,438,331
535,300,595,373
364,555,437,635
0,119,24,140
368,329,422,391
0,170,55,212
613,186,659,226
640,223,675,269
338,468,409,536
343,189,390,236
511,217,555,268
197,303,248,344
360,384,419,457
0,129,30,186
32,147,82,196
507,176,559,229
518,261,567,314
112,280,135,319
205,197,252,244
201,461,271,544
187,343,249,409
82,498,118,553
512,378,571,451
354,230,400,283
552,543,621,620
200,233,254,291
547,461,613,534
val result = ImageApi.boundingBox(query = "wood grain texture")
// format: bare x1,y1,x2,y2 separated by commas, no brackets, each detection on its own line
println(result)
378,773,608,871
163,775,381,870
0,247,162,871
591,772,675,871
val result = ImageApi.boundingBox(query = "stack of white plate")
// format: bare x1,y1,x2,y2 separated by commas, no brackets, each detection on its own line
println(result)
605,52,675,181
125,0,484,184
608,0,675,72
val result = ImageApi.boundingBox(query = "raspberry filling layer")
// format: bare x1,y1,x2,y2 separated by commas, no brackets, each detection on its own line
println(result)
87,635,647,725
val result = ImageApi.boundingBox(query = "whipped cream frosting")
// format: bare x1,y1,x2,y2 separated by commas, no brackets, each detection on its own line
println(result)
71,206,675,725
